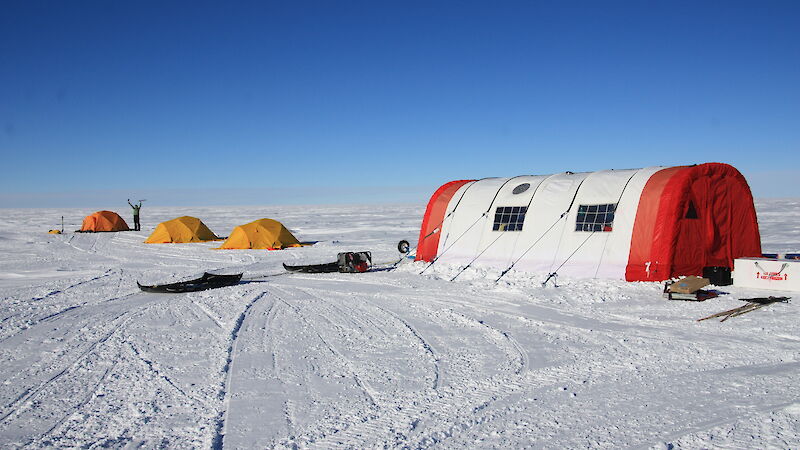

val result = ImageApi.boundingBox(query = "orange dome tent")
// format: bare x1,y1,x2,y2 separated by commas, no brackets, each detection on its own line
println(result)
145,216,219,243
81,211,130,232
217,219,301,250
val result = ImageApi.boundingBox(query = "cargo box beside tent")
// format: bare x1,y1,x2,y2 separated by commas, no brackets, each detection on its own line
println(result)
416,163,762,282
734,257,800,292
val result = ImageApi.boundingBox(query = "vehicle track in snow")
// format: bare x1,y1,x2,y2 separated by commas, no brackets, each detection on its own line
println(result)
308,280,799,448
217,287,307,449
269,286,380,407
308,338,790,449
259,274,798,449
0,293,165,447
191,300,225,329
220,282,449,449
31,362,119,445
0,268,120,310
14,269,117,303
249,277,536,448
2,283,253,449
307,358,551,448
212,289,270,450
274,284,443,399
0,290,138,345
218,284,376,449
300,295,539,447
432,360,800,448
125,340,194,400
350,294,442,390
0,309,133,423
436,308,529,376
42,268,115,297
0,268,132,344
317,280,533,380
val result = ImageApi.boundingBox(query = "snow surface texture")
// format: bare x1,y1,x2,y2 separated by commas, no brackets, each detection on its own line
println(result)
0,200,798,449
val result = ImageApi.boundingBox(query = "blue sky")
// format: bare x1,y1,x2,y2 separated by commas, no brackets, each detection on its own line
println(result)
1,1,798,207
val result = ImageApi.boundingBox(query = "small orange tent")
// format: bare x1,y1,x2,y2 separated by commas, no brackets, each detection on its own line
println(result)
145,216,219,243
218,219,301,250
81,211,130,232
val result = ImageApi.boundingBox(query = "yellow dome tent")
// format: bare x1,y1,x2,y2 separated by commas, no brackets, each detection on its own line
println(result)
145,216,219,243
217,218,301,250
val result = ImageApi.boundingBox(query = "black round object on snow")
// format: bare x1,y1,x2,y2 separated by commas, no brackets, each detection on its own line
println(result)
398,240,410,253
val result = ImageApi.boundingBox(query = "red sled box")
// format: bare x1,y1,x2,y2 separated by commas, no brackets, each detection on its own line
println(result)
734,257,800,292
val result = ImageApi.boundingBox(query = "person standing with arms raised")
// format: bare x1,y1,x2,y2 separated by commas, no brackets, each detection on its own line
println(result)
128,199,143,231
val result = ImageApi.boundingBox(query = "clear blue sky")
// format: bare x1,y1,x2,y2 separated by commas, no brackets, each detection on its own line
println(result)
1,0,798,207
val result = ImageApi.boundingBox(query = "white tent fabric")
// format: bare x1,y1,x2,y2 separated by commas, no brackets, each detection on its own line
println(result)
433,167,664,279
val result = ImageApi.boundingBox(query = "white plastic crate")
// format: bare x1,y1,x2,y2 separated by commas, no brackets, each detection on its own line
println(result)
733,257,800,292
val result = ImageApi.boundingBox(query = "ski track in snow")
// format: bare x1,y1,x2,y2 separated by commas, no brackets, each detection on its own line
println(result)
0,202,798,448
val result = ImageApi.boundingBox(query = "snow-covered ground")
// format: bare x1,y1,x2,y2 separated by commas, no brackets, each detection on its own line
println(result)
0,200,798,449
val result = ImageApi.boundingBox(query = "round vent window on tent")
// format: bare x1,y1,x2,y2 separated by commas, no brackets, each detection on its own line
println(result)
512,183,530,194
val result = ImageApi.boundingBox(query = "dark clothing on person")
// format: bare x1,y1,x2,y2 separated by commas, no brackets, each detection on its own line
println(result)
128,200,142,231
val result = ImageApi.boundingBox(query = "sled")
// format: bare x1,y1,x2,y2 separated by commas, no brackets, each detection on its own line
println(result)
282,262,340,273
283,252,373,274
137,272,243,293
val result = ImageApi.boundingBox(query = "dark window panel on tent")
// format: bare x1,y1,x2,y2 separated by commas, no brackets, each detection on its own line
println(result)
575,203,617,232
493,206,527,232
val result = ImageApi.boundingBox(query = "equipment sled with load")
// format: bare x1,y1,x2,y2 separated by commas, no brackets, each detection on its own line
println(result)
283,241,412,274
284,252,373,274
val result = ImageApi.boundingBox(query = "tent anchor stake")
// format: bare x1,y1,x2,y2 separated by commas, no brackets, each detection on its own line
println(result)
542,272,559,288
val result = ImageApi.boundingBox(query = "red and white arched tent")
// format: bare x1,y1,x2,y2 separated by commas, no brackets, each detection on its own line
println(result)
416,163,762,281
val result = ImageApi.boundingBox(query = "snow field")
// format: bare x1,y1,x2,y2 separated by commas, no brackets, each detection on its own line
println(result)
0,201,798,448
